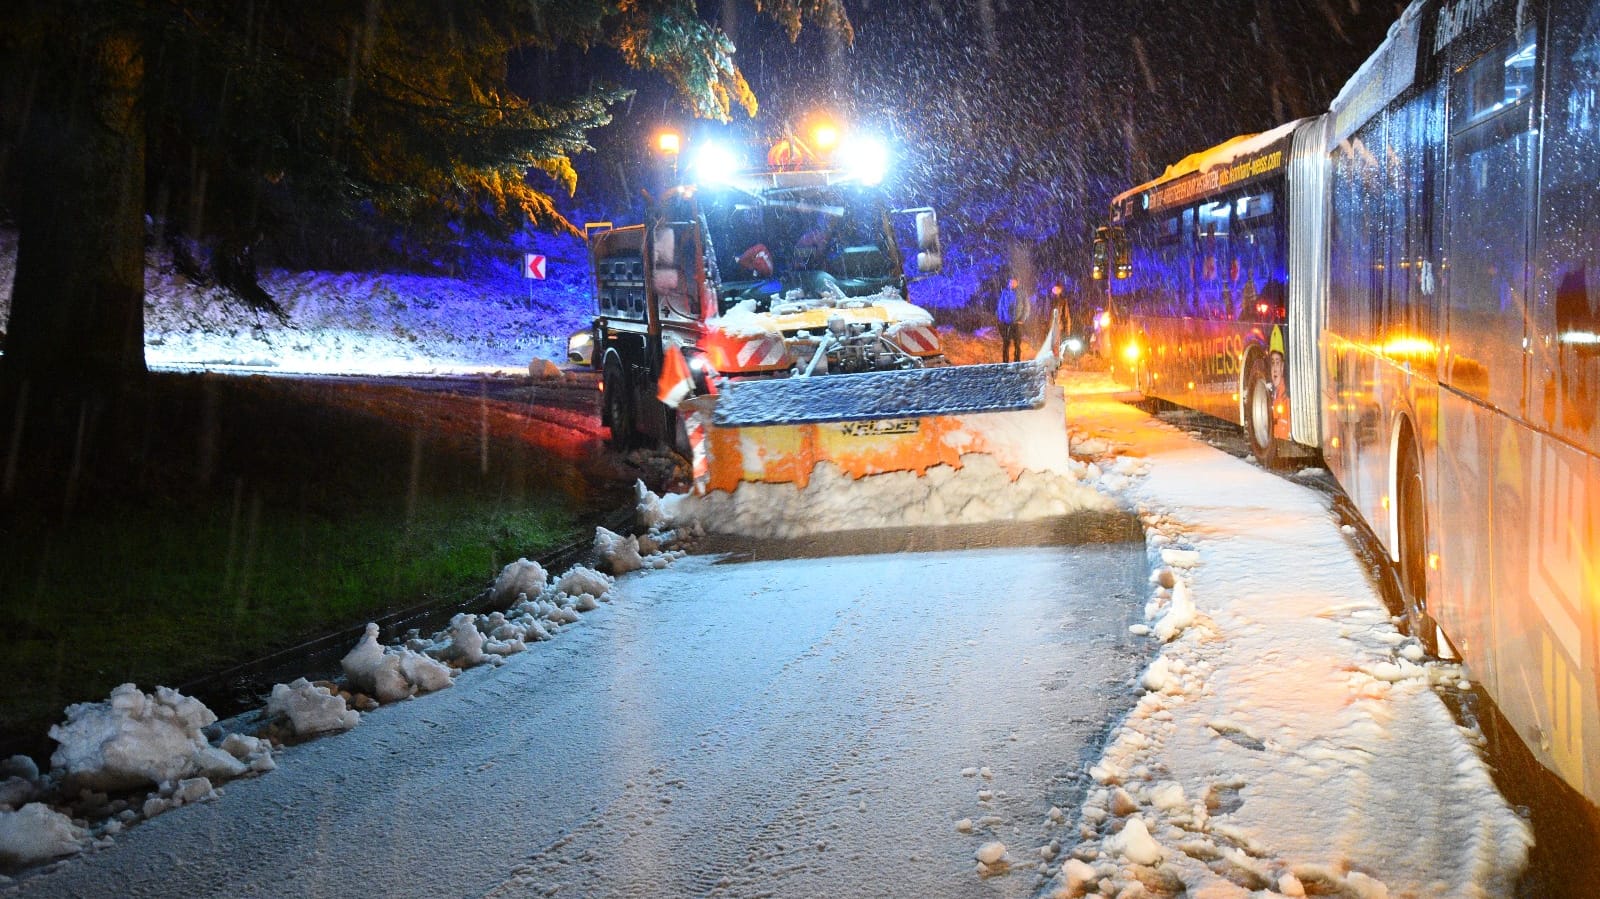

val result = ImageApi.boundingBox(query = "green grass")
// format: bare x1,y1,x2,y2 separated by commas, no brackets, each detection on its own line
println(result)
0,374,617,745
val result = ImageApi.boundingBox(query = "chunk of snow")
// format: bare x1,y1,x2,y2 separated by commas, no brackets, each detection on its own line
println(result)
0,777,39,810
342,622,454,702
1153,580,1196,642
1141,657,1175,693
975,841,1007,865
399,650,454,693
48,684,219,792
1062,858,1098,892
1110,788,1139,817
492,558,548,604
635,480,667,530
429,613,487,667
0,803,86,866
1346,870,1391,898
595,527,644,574
190,746,248,781
342,623,413,703
1110,816,1162,866
0,757,38,782
1159,548,1201,568
266,679,359,736
556,566,612,601
172,777,214,805
1149,781,1186,811
219,734,265,761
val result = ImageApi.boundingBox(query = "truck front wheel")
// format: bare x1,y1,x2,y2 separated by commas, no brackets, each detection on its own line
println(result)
603,358,636,449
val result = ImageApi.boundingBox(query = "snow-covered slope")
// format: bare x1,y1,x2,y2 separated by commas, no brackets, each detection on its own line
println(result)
0,230,595,376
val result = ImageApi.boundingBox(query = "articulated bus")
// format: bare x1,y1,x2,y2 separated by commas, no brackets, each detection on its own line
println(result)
1093,0,1600,810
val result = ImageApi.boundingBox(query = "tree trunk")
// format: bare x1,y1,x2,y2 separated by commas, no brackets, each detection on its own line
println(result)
3,25,146,389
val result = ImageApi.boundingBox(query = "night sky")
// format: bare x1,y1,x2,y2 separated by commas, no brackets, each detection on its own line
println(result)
556,0,1403,282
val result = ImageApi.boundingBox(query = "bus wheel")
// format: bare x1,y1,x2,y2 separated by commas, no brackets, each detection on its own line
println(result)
1243,357,1280,466
602,358,636,449
1396,439,1441,656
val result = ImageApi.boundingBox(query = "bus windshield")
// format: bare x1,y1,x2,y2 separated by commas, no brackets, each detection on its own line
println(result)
701,186,898,314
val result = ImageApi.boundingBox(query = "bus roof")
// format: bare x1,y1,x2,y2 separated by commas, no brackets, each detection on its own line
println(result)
1328,0,1426,147
1111,118,1308,219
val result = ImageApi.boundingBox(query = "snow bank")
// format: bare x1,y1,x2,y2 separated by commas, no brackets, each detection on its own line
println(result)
0,229,594,377
7,493,686,872
4,684,279,868
1045,382,1530,898
662,453,1116,539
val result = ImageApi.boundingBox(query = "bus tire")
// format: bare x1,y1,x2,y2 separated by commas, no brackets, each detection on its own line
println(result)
1395,434,1441,656
1243,355,1280,467
602,356,636,449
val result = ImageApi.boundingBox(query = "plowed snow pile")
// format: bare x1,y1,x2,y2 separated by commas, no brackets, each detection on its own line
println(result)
662,452,1118,539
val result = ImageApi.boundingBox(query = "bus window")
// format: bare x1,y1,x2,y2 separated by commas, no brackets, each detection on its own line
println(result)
1091,227,1130,281
1234,191,1284,321
1444,27,1537,406
1160,215,1182,244
1196,201,1231,318
1534,11,1600,443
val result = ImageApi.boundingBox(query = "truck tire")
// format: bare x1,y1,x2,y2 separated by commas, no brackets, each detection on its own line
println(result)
603,357,636,449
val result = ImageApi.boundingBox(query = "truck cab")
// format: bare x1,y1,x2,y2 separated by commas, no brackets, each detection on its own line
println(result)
575,135,945,449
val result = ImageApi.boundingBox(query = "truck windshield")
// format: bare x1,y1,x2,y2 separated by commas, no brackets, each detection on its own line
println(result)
701,186,898,313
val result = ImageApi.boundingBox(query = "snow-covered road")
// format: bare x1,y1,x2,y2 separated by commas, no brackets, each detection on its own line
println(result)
11,524,1150,898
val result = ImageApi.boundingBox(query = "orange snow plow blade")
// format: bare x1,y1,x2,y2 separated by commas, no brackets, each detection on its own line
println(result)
684,362,1071,493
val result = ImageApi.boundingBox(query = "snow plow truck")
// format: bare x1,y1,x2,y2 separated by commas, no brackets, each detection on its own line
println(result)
568,129,1071,498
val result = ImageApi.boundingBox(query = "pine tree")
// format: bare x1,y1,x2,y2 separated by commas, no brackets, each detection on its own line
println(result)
0,0,848,386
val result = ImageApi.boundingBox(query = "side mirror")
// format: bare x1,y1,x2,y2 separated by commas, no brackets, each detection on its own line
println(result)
915,211,942,274
651,225,681,294
891,206,943,278
915,211,942,256
651,224,676,267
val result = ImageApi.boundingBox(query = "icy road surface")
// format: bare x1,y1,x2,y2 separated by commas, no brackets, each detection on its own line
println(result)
16,519,1148,898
